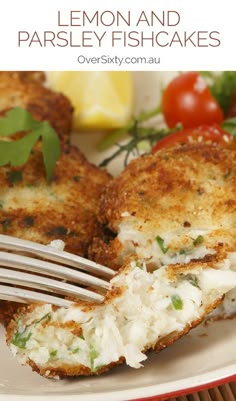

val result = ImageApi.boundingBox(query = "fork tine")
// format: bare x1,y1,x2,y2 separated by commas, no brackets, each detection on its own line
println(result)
0,268,105,303
0,284,73,308
0,251,110,290
0,234,114,278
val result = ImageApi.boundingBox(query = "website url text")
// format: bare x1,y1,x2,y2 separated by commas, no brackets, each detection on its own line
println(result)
77,55,160,66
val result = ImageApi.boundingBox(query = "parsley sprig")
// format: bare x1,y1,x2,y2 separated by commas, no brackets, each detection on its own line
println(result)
99,103,180,167
0,108,60,181
99,126,170,168
98,104,162,152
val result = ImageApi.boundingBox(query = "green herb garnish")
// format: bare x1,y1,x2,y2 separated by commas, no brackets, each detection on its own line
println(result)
72,347,80,354
0,107,60,181
156,235,169,254
178,247,195,255
171,294,183,310
73,175,81,182
11,328,32,349
89,346,99,372
34,312,51,325
136,260,143,269
179,248,187,255
186,275,199,288
79,334,85,340
50,350,58,358
193,235,204,246
179,273,200,288
98,104,162,152
98,104,181,167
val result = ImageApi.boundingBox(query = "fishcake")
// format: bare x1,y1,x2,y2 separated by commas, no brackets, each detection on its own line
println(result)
0,143,111,325
90,143,236,269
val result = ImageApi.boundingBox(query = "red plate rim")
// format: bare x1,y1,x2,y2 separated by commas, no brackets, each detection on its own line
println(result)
134,373,236,401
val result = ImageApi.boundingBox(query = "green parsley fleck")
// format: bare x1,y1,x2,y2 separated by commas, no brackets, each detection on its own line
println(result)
179,247,193,255
89,346,99,372
34,313,51,325
72,347,80,354
50,350,58,358
73,176,81,182
171,294,183,310
156,236,169,254
179,248,187,255
193,235,204,246
136,260,143,269
183,274,200,288
11,328,32,349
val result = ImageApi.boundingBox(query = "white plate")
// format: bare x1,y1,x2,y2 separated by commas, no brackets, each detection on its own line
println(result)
0,72,236,400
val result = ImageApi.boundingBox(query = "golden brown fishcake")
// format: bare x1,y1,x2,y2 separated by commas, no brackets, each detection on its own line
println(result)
0,71,73,142
0,143,111,256
90,143,236,268
0,143,111,325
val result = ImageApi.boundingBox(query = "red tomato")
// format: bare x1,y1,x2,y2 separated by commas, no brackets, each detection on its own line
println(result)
162,72,224,128
152,125,235,152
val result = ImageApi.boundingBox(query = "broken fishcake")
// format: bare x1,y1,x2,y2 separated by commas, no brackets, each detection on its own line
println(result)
0,71,73,141
90,143,236,269
6,251,236,378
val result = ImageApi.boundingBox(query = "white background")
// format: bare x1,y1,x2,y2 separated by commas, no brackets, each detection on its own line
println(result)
0,0,235,70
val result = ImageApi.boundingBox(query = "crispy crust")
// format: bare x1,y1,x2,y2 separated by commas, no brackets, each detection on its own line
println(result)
0,143,110,255
27,357,125,379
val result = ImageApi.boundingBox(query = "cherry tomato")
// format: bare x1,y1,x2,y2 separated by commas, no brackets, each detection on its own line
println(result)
152,125,235,152
162,72,224,129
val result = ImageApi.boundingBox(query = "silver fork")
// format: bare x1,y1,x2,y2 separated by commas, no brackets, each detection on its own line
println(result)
0,234,115,308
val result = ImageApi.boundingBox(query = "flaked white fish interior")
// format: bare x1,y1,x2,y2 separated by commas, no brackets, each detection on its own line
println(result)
8,251,236,378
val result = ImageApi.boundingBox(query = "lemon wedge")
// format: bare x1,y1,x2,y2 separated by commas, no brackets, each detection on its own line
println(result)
47,71,134,131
